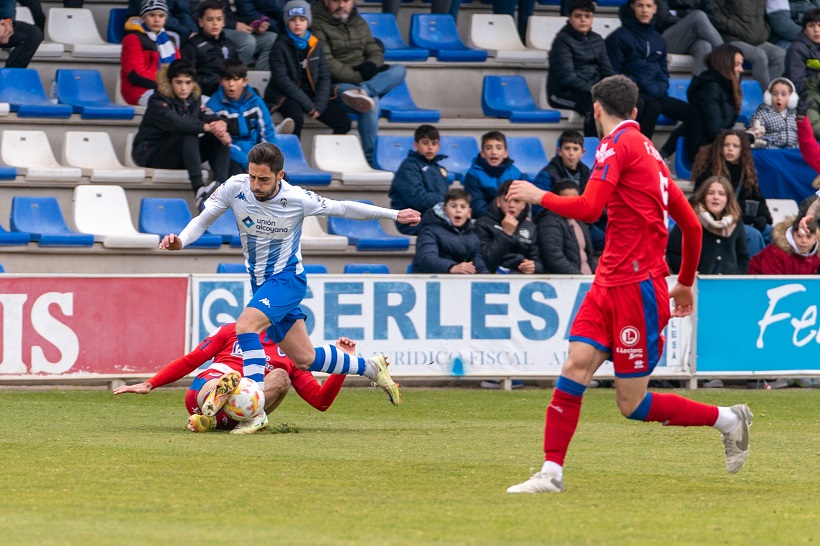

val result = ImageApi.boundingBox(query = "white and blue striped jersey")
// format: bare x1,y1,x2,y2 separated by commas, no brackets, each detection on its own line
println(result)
178,174,399,286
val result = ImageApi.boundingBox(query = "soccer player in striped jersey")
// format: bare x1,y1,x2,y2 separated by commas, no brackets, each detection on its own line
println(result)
505,75,752,494
113,323,355,434
160,142,421,433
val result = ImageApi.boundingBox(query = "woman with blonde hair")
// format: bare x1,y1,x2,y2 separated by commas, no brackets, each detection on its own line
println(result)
667,175,749,275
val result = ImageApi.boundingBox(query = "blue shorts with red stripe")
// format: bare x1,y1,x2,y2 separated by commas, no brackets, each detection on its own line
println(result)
569,275,671,378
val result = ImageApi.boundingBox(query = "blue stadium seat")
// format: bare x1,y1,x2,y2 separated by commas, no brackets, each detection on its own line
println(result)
674,137,692,180
379,80,441,123
206,207,242,247
344,263,390,274
0,222,30,245
738,79,764,124
0,166,16,179
410,14,488,62
439,135,479,181
217,262,247,274
55,69,135,120
406,262,413,273
596,0,625,5
10,196,94,246
303,263,328,274
0,263,4,273
278,134,332,186
657,77,690,126
107,8,129,44
327,201,411,250
361,13,429,62
138,198,223,248
374,135,414,172
582,137,600,168
482,76,561,123
0,69,73,118
506,136,548,180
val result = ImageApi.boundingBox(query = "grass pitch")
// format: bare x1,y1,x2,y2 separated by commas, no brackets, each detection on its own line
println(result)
0,387,817,545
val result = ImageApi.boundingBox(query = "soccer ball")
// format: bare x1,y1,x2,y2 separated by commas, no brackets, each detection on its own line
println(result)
223,378,265,422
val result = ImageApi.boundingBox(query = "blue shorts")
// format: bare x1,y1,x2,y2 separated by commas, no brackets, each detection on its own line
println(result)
249,269,308,343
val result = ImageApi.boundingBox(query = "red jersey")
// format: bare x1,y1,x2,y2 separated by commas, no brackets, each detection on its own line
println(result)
540,120,700,287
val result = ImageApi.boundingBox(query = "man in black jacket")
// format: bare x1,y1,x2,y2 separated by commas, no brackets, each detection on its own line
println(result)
182,0,238,96
547,0,614,136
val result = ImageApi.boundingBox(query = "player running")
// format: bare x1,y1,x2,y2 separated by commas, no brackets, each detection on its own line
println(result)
160,143,421,434
505,75,752,494
114,322,354,434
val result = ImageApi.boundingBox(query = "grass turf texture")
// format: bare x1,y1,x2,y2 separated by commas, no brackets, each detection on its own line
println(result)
1,388,817,545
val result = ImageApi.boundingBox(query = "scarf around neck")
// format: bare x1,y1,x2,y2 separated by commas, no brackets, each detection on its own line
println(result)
142,22,177,68
696,203,737,237
286,28,312,50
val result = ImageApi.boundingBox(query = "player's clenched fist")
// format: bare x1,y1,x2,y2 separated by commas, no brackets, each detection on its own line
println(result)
160,233,183,251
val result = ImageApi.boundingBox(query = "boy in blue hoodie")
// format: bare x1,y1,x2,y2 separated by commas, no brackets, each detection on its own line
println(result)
207,58,277,173
463,130,523,218
388,124,450,236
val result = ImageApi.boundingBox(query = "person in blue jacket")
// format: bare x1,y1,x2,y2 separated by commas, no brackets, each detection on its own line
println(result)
207,58,277,174
462,131,524,218
605,0,687,156
388,124,450,236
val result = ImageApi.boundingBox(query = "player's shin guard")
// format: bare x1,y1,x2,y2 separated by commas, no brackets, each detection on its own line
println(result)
308,345,367,375
543,376,586,466
629,392,719,426
236,332,266,387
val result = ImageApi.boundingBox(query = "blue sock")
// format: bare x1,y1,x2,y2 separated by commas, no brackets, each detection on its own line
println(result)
236,332,266,387
555,376,587,397
627,392,653,421
308,345,366,375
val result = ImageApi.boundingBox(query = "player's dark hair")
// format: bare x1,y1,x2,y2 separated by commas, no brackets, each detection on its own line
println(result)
497,179,515,197
628,0,656,5
557,130,584,149
690,129,758,192
705,44,743,114
414,124,439,142
591,75,638,120
219,58,248,80
248,142,285,172
167,59,196,80
690,175,742,222
552,178,581,195
481,130,507,149
803,8,820,28
444,187,471,204
198,0,224,18
567,0,595,14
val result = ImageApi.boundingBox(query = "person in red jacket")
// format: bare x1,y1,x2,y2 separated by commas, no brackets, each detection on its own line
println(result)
749,215,820,274
114,322,353,434
120,0,181,106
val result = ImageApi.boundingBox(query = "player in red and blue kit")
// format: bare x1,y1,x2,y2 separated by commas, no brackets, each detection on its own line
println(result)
505,75,753,494
114,323,351,434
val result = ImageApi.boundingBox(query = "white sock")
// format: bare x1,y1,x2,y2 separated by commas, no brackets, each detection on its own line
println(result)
713,406,740,434
541,460,563,480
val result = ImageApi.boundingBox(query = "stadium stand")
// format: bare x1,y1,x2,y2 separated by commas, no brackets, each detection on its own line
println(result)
582,137,600,169
46,8,122,58
303,264,329,274
361,13,429,62
1,130,82,181
0,263,4,272
277,134,332,186
246,71,270,96
205,208,242,247
766,199,800,226
138,198,223,248
410,14,488,62
438,135,480,181
525,16,564,51
72,185,160,248
328,202,411,251
482,75,561,123
114,79,147,115
379,80,441,123
312,135,394,185
591,16,620,38
374,134,415,173
739,79,765,125
0,222,31,246
216,262,247,273
106,8,130,44
63,131,146,183
0,69,73,118
14,6,64,58
55,69,135,120
468,14,547,63
657,77,690,125
674,137,693,181
11,196,95,246
344,263,391,274
301,216,349,251
124,133,208,183
506,136,549,180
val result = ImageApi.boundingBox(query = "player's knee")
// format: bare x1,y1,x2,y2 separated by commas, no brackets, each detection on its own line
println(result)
615,391,643,418
265,368,291,396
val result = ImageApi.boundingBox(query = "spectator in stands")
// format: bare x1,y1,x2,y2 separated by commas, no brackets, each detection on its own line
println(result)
536,179,597,275
132,59,231,209
547,0,614,137
749,214,820,273
127,0,198,44
0,0,42,68
767,0,820,50
606,0,688,154
683,44,744,159
235,0,284,34
492,0,533,43
746,77,799,148
706,0,786,91
691,129,773,255
217,0,276,71
206,59,277,175
381,0,460,22
411,188,489,274
121,0,181,106
667,175,750,274
655,1,723,75
463,131,524,218
785,8,820,139
265,0,351,138
311,0,407,166
475,180,543,275
181,0,238,97
388,124,449,236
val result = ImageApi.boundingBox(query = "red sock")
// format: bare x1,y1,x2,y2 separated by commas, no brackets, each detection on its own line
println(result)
543,388,583,466
646,392,718,426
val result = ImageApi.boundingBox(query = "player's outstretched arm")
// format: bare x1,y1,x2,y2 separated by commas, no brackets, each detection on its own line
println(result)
113,382,153,395
509,178,612,224
506,180,546,206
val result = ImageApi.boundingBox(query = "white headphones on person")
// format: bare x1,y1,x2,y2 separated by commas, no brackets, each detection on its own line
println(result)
764,77,799,109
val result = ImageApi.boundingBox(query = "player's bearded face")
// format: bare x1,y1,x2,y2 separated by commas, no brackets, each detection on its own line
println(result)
248,163,283,201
